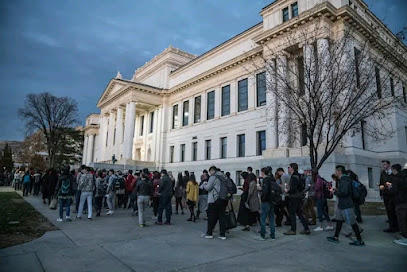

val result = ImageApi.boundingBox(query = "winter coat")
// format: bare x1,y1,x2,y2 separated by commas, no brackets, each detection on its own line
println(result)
247,180,260,212
335,174,354,210
186,181,199,202
159,175,173,197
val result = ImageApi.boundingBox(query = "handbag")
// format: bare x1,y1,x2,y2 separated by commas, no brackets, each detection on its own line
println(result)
225,201,237,230
49,198,57,210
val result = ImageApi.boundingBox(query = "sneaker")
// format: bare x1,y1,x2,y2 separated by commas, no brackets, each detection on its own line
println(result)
139,224,145,228
76,216,82,220
65,217,72,222
187,218,192,222
165,222,172,225
152,216,158,220
393,238,407,246
327,236,339,243
201,234,213,239
254,235,266,241
314,227,324,232
56,218,63,222
218,236,226,240
284,230,296,235
88,218,92,221
106,211,113,215
155,222,163,225
300,229,311,235
270,236,276,241
349,240,365,246
324,226,334,231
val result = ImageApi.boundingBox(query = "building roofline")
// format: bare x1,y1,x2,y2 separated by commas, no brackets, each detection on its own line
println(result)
170,22,263,76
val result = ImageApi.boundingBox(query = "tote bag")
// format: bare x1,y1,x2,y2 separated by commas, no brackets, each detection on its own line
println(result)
49,198,57,210
225,201,237,230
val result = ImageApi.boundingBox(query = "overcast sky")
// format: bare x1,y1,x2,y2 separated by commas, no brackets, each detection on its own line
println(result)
0,0,406,141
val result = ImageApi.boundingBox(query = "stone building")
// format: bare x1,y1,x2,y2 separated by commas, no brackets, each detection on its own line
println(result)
82,0,407,200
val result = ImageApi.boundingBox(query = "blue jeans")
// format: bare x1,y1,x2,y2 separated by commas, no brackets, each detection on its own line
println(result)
260,202,276,239
317,198,330,222
158,195,172,223
59,198,71,219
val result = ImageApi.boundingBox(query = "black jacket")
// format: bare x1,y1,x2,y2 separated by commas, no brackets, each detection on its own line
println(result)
380,170,392,197
288,172,302,198
136,178,152,196
159,175,173,197
261,176,273,203
389,173,407,205
336,174,354,210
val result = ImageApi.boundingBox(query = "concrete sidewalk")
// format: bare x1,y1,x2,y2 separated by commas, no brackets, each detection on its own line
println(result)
0,190,406,272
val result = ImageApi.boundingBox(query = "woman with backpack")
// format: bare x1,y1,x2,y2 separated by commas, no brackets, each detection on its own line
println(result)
186,174,199,222
95,170,106,217
55,168,74,222
313,169,334,231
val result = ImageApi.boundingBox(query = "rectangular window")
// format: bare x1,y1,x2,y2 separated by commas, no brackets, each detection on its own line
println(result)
192,142,197,161
282,7,289,22
375,67,382,98
368,167,374,189
140,116,144,136
301,124,307,146
207,91,215,120
297,56,305,96
220,137,227,159
256,72,266,107
361,121,366,150
291,2,298,18
205,140,211,160
257,131,266,156
237,134,245,157
194,96,201,123
354,48,361,88
180,144,185,162
236,171,243,186
172,104,179,129
221,85,230,116
238,78,248,112
170,146,174,163
150,112,154,133
390,77,395,96
183,100,189,126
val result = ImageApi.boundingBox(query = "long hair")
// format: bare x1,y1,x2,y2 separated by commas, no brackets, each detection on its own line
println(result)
190,174,197,185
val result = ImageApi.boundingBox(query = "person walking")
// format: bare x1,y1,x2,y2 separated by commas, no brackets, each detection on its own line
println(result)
303,168,317,225
202,166,228,240
186,174,199,222
125,170,135,209
283,163,310,235
152,172,161,220
22,171,31,196
106,169,117,215
74,165,86,213
197,170,209,220
313,169,334,231
55,168,74,222
136,172,153,227
255,167,277,241
389,165,407,246
156,169,173,225
77,167,95,220
95,171,106,217
174,173,184,214
33,171,42,196
327,165,365,246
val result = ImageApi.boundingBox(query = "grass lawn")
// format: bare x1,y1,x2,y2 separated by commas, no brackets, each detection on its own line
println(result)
0,192,57,249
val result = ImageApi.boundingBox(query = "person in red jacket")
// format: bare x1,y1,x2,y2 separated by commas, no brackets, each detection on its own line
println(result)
125,170,135,209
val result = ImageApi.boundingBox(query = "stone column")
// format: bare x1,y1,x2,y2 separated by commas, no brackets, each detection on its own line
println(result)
189,97,194,125
115,107,124,157
214,87,221,119
201,92,207,121
123,102,136,160
86,134,95,165
98,116,106,162
230,81,237,115
277,55,289,147
82,134,88,165
266,58,278,149
107,111,115,160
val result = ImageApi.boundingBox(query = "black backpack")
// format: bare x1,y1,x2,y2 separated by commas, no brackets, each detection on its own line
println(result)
298,174,306,192
59,178,71,196
270,181,282,205
217,174,237,200
113,176,125,192
97,180,107,196
352,180,367,205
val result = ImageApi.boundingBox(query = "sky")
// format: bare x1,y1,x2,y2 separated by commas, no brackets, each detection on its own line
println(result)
0,0,406,141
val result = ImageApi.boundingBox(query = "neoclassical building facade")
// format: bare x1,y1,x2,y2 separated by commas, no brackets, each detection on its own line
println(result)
82,0,407,199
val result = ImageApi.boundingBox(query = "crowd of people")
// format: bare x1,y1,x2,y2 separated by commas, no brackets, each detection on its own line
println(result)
6,160,407,246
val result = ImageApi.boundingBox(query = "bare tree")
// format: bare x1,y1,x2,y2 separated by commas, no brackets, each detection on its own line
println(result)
19,93,78,168
250,17,406,169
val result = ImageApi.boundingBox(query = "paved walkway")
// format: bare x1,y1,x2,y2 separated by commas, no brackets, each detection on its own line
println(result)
0,190,406,272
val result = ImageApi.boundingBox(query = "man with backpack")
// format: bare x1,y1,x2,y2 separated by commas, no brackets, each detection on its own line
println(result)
77,167,95,220
327,165,365,246
284,163,310,235
55,167,74,222
106,169,117,215
201,166,235,240
255,167,280,241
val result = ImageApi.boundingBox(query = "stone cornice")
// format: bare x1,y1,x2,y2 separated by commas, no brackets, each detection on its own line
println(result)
134,46,196,76
84,125,100,135
170,23,263,76
167,47,263,95
134,60,187,83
